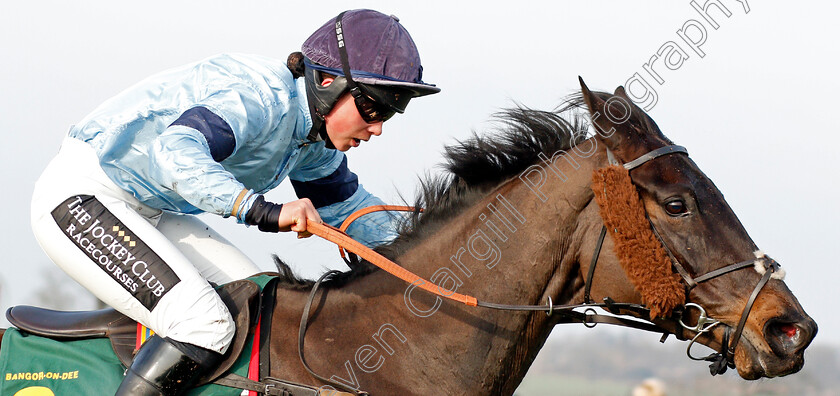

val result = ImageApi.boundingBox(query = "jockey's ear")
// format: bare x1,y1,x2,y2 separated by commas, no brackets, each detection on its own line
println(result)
579,76,669,163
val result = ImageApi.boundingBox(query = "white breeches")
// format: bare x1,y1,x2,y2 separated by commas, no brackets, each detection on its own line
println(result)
30,137,262,353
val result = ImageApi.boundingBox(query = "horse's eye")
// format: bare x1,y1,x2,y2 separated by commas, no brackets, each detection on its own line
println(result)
665,199,688,215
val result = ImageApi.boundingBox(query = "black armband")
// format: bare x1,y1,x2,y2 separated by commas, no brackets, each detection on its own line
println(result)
244,195,283,233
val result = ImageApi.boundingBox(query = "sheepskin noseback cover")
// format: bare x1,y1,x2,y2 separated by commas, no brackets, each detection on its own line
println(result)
591,165,684,318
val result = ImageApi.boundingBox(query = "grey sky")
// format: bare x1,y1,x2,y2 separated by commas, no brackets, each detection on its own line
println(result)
1,0,837,363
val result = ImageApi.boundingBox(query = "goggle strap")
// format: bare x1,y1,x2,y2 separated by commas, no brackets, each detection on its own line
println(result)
334,12,395,124
334,11,359,92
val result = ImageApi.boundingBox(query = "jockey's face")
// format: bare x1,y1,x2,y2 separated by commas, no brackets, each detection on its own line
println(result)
322,78,384,152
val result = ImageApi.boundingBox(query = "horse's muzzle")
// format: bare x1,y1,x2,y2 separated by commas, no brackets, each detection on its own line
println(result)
737,312,817,379
765,314,817,358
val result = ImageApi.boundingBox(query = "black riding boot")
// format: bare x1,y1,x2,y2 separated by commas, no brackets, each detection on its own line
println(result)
115,335,223,396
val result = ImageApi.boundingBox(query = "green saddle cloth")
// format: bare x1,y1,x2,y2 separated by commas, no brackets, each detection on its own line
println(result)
0,274,277,396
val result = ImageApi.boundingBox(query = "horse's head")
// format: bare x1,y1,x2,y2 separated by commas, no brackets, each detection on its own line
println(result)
576,77,816,379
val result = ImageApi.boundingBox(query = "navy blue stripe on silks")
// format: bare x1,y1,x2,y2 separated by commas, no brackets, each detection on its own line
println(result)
290,156,359,209
170,106,236,162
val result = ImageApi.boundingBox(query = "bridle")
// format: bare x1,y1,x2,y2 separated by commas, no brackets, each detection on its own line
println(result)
296,144,783,394
584,144,783,375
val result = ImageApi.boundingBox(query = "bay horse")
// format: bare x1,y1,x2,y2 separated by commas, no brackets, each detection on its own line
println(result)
1,79,817,395
261,79,816,395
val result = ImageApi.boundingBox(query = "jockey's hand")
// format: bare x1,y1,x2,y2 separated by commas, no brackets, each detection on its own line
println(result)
277,198,322,238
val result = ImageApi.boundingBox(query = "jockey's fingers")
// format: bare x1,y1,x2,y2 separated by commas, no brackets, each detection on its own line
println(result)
278,199,317,233
298,198,323,225
307,212,321,224
290,215,308,233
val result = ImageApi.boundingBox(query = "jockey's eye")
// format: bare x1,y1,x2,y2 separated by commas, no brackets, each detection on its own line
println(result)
664,199,688,216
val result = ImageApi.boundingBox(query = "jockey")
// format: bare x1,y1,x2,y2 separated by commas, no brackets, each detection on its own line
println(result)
30,9,438,396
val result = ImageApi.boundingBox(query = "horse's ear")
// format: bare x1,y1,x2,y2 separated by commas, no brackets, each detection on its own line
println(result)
578,76,603,117
579,76,623,152
578,77,661,160
614,85,631,101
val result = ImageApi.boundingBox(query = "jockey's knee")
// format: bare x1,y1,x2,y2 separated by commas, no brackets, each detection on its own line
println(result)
161,286,236,354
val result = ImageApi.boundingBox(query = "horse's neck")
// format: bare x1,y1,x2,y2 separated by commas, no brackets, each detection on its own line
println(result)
349,152,597,394
276,147,600,395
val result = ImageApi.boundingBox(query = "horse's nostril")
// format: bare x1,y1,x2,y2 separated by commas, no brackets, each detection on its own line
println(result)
779,323,798,339
765,317,817,357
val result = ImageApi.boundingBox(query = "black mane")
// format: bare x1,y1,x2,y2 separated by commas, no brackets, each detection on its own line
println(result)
275,100,591,288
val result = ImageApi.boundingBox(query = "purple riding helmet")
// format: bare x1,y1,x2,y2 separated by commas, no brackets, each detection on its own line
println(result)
301,9,440,144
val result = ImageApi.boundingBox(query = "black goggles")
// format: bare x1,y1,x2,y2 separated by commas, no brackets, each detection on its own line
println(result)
349,86,397,124
334,11,403,124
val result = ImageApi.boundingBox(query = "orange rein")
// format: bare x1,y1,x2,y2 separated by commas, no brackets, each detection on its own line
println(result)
305,206,479,307
337,205,419,258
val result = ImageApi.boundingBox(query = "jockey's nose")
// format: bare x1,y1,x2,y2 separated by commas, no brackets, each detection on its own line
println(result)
369,122,383,136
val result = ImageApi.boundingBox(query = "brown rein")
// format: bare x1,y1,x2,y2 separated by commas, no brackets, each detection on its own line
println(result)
310,210,653,323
